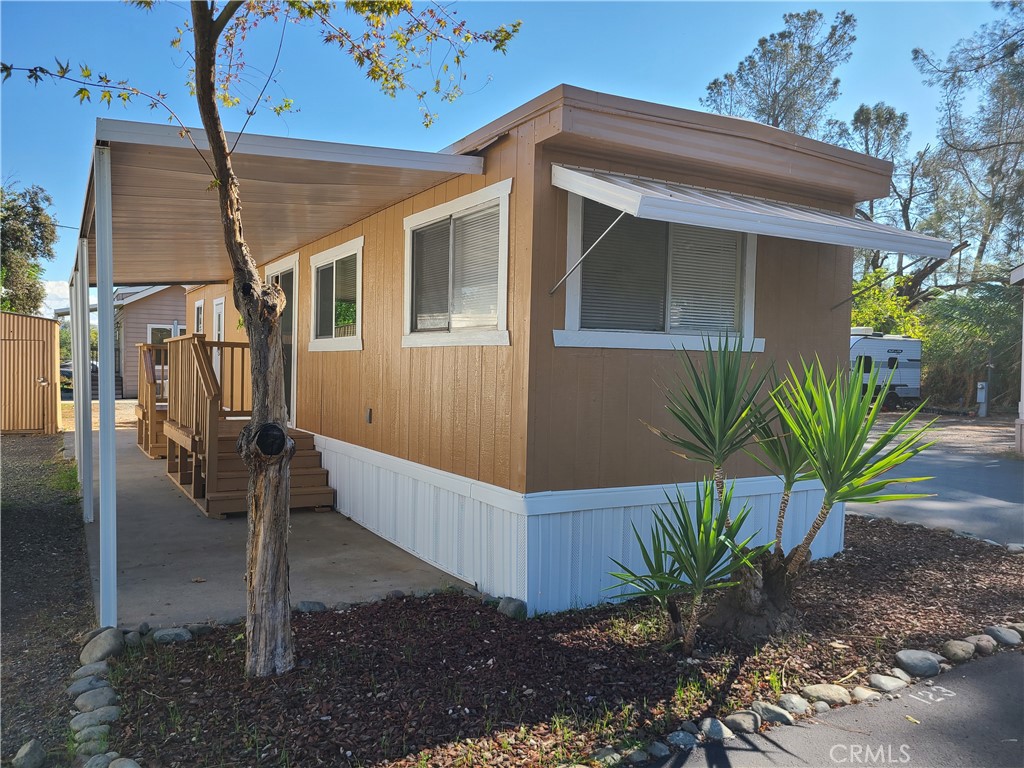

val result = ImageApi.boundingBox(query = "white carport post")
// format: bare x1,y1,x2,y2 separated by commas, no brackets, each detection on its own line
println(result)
73,239,94,524
94,145,117,627
68,271,81,484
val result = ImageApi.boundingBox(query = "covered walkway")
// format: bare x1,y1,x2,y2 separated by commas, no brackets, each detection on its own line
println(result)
67,425,465,629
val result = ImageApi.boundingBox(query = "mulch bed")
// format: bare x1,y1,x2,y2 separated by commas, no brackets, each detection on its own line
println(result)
109,517,1024,768
1,434,95,765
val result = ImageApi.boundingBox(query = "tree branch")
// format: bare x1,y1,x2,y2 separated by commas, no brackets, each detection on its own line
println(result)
212,0,245,40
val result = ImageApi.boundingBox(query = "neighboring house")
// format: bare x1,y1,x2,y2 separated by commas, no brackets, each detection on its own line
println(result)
113,285,186,399
0,312,62,434
56,285,186,398
69,85,952,623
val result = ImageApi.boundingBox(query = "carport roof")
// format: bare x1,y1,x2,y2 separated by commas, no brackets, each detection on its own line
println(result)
75,118,483,285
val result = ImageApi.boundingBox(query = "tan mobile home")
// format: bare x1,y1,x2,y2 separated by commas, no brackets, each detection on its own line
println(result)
1,312,62,434
72,86,952,616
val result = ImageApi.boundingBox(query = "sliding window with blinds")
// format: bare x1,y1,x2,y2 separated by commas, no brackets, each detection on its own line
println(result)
412,201,500,332
580,199,742,334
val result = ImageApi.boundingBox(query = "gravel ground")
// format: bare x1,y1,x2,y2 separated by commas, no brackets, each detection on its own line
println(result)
60,398,139,430
1,434,95,766
874,411,1019,458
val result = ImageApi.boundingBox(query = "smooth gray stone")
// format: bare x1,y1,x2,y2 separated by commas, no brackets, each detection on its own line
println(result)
123,631,142,647
75,725,111,744
67,676,110,697
589,746,621,766
83,755,115,768
778,692,811,714
801,683,852,706
70,706,121,732
813,700,831,714
497,596,527,620
77,627,111,647
941,639,975,662
869,674,907,692
889,667,913,682
80,628,124,665
853,686,881,702
72,661,110,680
77,741,108,757
751,700,796,725
333,602,353,612
152,627,193,644
895,649,943,677
386,590,405,599
295,600,327,613
965,634,997,656
678,721,700,734
723,710,761,734
187,623,214,636
1006,622,1024,635
665,730,698,749
75,686,119,712
647,742,671,758
12,739,45,768
625,749,649,764
109,761,143,768
983,626,1022,645
219,616,245,626
699,717,735,741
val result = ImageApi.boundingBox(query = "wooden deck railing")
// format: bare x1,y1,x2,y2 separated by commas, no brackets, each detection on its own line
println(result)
138,343,169,406
207,340,252,416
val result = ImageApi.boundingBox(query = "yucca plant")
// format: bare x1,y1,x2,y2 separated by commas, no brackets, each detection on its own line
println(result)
651,337,772,505
608,482,773,655
773,358,935,577
747,400,810,555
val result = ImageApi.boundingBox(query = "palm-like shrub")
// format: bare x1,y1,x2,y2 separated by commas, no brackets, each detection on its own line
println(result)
747,401,809,555
651,338,771,504
608,482,773,655
772,358,935,577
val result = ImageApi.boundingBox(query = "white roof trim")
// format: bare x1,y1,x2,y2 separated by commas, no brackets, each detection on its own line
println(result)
1011,263,1024,286
95,118,483,175
551,166,953,261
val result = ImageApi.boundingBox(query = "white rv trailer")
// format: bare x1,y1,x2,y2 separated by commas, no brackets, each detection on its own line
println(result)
850,327,923,407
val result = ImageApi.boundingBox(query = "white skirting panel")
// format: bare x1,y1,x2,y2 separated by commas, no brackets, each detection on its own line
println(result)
313,435,844,616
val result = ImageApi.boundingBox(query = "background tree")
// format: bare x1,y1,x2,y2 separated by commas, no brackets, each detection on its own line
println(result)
701,9,857,139
914,1,1024,292
2,0,519,677
1,183,58,314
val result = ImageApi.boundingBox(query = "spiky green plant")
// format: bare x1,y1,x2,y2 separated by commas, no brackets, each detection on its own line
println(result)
747,400,810,554
651,337,772,503
608,481,774,655
772,358,935,576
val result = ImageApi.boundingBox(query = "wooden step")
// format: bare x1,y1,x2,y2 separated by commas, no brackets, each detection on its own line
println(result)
214,466,329,492
205,486,336,519
215,449,323,473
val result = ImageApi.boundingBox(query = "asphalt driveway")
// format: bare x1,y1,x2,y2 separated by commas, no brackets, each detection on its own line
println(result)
847,428,1023,546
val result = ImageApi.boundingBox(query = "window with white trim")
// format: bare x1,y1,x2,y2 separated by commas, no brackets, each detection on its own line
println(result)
309,236,363,352
193,299,204,334
402,179,511,348
147,324,174,345
557,195,761,351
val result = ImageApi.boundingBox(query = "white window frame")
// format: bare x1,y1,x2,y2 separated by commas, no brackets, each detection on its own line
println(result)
555,193,763,352
146,323,175,344
193,298,205,335
402,178,512,348
308,236,364,352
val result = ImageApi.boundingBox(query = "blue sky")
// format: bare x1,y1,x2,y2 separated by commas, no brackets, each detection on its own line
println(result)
0,1,1000,313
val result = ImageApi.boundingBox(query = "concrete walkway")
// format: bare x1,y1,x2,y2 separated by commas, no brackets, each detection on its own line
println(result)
68,427,467,628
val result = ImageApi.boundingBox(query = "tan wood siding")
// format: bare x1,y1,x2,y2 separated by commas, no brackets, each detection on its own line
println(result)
119,287,187,398
1,312,62,434
262,128,536,493
185,284,246,343
525,146,854,493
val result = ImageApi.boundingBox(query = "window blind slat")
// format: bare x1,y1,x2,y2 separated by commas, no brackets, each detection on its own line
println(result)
451,203,500,330
580,199,667,331
413,220,451,331
669,225,740,333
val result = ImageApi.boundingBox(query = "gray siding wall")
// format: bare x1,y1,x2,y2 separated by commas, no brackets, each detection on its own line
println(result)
121,286,186,398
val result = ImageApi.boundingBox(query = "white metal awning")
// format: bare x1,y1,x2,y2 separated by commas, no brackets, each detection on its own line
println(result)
551,165,953,260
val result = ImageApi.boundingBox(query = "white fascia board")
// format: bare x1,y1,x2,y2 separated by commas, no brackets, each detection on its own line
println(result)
551,165,643,216
1011,263,1024,286
95,118,483,176
117,285,172,306
554,165,953,261
636,196,953,260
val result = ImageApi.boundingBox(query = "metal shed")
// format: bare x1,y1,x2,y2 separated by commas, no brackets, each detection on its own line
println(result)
1,311,62,434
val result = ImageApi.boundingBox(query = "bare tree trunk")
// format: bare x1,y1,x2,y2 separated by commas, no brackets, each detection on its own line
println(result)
773,488,791,554
679,596,702,657
785,499,834,577
192,2,295,677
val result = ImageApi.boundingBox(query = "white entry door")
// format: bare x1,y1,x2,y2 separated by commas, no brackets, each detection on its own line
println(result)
212,297,225,382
